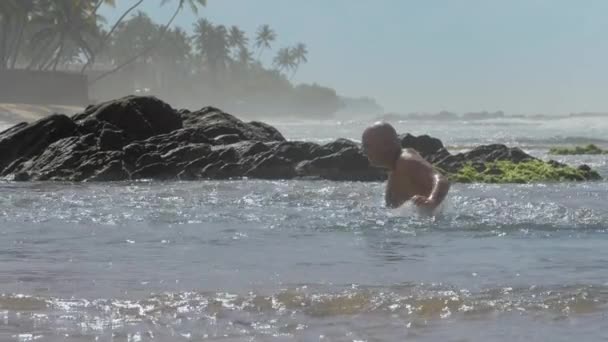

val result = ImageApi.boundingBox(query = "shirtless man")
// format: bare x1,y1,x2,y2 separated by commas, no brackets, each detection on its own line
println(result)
362,122,450,211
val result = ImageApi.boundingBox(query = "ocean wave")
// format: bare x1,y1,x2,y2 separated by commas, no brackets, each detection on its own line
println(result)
1,283,606,340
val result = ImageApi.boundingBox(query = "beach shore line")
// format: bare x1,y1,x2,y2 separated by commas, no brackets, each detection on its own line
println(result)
0,103,83,124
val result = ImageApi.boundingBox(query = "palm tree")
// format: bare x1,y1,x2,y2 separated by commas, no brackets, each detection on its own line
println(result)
90,0,115,17
206,25,230,83
108,11,158,66
90,0,206,84
254,24,276,60
273,47,296,75
237,46,253,67
193,18,213,55
155,26,191,66
193,19,230,77
227,25,247,58
290,43,308,78
192,17,213,73
0,0,18,69
27,0,101,71
81,0,139,73
2,0,37,69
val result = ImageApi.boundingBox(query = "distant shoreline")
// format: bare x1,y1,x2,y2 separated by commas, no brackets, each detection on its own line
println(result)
0,103,83,124
376,111,608,122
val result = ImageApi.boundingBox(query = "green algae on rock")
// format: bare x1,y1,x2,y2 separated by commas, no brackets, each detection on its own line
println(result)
549,144,608,155
448,160,602,183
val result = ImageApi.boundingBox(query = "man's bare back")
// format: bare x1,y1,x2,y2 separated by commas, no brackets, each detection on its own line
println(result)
386,148,449,210
362,123,450,212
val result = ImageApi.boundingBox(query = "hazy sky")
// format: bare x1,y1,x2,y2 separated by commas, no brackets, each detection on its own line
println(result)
101,0,608,114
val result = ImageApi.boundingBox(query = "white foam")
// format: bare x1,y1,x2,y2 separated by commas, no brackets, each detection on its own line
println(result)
388,197,450,219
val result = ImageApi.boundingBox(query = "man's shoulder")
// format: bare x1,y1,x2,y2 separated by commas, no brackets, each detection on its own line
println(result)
396,150,433,170
399,149,426,162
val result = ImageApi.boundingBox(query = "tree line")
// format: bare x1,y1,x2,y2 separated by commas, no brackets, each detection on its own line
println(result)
0,0,345,117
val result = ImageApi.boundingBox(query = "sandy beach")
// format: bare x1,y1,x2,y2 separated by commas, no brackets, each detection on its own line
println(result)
0,103,83,125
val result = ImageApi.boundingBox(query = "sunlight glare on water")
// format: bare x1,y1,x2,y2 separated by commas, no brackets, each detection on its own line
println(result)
0,177,607,341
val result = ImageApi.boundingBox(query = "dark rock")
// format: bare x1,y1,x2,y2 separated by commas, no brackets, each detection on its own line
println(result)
436,144,536,173
166,144,244,180
0,115,78,174
177,108,191,116
322,139,360,154
426,147,452,164
399,133,444,158
248,121,285,142
73,96,182,140
11,134,124,181
181,106,285,142
161,144,212,164
77,119,122,136
577,164,602,181
88,160,130,182
0,122,28,135
463,144,534,164
178,156,216,180
122,128,213,169
121,129,200,166
548,160,567,168
242,142,271,158
177,169,197,181
76,117,103,135
122,142,147,166
578,164,591,172
271,141,325,161
213,134,241,145
0,97,600,183
296,147,385,181
200,161,243,179
98,129,127,151
128,144,213,180
2,157,29,177
13,171,30,182
246,155,296,179
132,162,178,180
142,127,211,146
135,153,163,169
214,147,239,163
234,141,326,180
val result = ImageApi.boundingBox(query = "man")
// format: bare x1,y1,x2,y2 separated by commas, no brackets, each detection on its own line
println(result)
362,122,450,211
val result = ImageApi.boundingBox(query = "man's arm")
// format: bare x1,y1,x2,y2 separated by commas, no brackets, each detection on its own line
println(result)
408,157,450,210
427,172,450,207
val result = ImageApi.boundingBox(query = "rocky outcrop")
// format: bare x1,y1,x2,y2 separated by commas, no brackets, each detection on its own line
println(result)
0,95,601,183
0,114,78,173
434,144,535,174
180,106,285,142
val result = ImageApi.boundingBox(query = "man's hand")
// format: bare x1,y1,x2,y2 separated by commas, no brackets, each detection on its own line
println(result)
411,195,438,209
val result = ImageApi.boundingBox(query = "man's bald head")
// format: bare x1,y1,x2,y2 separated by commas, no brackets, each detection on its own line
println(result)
362,122,401,169
362,122,399,144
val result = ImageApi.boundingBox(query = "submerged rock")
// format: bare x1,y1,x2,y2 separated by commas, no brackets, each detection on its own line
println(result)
0,96,602,183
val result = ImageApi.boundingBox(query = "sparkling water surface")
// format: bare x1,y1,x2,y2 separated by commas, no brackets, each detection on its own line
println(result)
0,116,607,341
